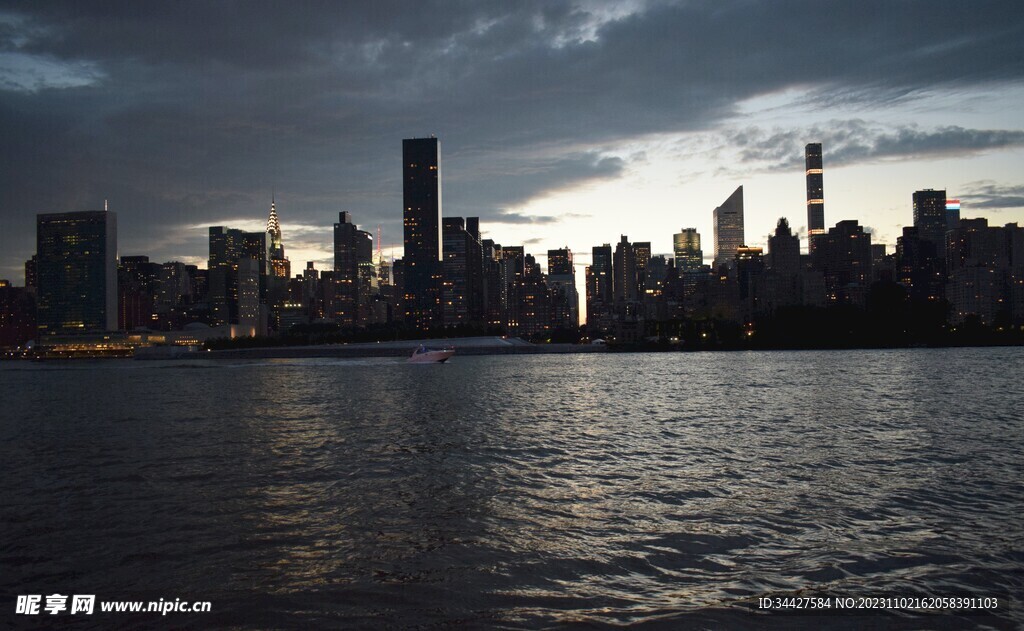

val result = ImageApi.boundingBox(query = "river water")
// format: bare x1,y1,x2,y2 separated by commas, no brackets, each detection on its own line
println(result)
1,348,1021,628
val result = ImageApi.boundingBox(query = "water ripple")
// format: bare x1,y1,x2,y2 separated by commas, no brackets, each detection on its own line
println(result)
1,348,1021,628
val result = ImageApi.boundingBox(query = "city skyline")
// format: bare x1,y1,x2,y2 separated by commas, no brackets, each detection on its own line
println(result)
5,133,1024,334
2,2,1024,285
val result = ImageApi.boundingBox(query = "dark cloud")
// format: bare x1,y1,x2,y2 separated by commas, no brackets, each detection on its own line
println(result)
728,122,1024,171
1,0,1024,278
958,181,1024,211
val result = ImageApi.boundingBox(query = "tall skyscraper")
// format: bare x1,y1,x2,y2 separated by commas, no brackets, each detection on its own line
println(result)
480,240,502,328
673,228,703,271
806,143,825,249
613,235,637,303
632,241,651,300
36,210,118,335
767,218,801,272
547,247,579,330
266,196,290,279
237,257,262,332
402,137,443,330
118,255,159,331
896,227,940,303
209,226,268,332
442,217,484,325
586,244,613,332
501,246,525,332
333,211,373,327
209,227,243,326
24,255,37,293
712,186,745,270
913,189,948,258
520,253,551,337
766,218,802,309
591,245,613,303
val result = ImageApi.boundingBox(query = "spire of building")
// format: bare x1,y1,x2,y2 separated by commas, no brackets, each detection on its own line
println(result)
266,195,289,278
267,195,281,247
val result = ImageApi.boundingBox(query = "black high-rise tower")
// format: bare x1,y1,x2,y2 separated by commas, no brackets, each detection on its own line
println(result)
806,143,825,250
402,137,442,330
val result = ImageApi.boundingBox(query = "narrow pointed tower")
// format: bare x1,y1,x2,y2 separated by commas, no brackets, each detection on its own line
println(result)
267,194,284,260
266,194,290,278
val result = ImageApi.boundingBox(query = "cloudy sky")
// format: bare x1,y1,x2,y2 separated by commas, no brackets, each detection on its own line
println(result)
2,0,1023,290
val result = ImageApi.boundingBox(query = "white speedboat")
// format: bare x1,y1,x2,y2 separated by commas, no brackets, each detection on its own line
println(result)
408,345,455,363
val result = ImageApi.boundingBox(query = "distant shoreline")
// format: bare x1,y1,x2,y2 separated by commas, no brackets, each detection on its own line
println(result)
6,335,1024,362
189,340,607,361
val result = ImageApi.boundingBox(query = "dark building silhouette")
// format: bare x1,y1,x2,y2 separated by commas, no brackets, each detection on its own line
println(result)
402,137,443,330
36,210,118,335
896,226,942,304
521,254,551,338
333,211,373,328
591,244,612,301
633,241,651,301
871,244,892,282
613,235,638,304
157,262,192,309
713,186,744,270
678,263,712,318
390,258,405,324
502,246,525,332
24,255,37,293
482,240,505,329
208,227,242,327
152,261,193,330
547,248,573,276
547,247,578,330
297,261,321,319
913,189,948,264
118,255,159,331
805,143,825,250
945,218,1014,325
814,220,873,307
612,235,643,337
735,246,765,319
642,255,669,320
1008,224,1024,326
587,244,613,333
0,281,35,347
209,226,267,334
442,217,484,325
766,218,802,309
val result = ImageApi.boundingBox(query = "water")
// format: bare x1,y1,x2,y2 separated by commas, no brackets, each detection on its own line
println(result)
1,348,1021,628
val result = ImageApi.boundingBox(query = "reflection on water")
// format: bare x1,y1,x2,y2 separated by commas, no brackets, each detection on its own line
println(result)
1,348,1021,627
